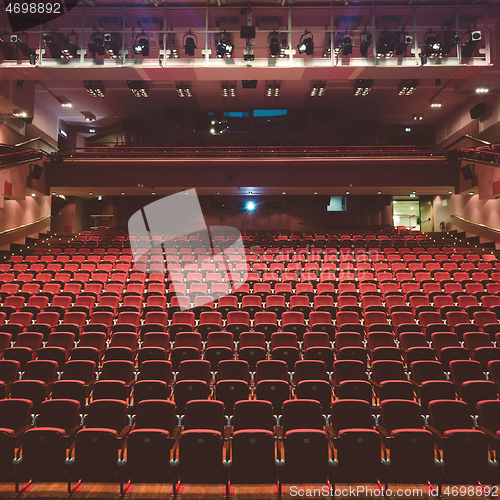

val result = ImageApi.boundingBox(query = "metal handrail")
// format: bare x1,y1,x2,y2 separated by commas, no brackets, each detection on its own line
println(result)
0,215,52,236
451,214,500,235
15,137,58,150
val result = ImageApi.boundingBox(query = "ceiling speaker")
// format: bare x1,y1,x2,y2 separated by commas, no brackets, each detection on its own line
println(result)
470,102,486,119
29,165,43,180
461,164,475,181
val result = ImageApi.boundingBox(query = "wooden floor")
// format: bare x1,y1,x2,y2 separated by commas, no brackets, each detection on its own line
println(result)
0,482,489,499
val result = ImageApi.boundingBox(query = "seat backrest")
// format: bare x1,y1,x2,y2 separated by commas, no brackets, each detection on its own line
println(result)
232,400,274,432
183,400,225,433
0,398,32,432
85,399,128,432
330,399,373,434
255,360,288,382
379,399,423,433
281,399,323,434
36,399,80,432
428,400,472,435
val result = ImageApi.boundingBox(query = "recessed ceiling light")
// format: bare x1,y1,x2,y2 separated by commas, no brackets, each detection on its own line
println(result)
377,191,381,194
314,192,318,195
345,191,350,195
51,192,56,195
469,192,474,195
282,191,286,195
31,193,36,197
412,191,416,194
217,191,220,195
89,192,93,195
448,190,453,194
152,192,155,195
121,192,125,195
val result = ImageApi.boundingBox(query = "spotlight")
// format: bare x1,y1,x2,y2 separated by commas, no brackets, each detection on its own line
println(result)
215,32,233,58
13,110,28,117
430,101,442,108
310,82,326,97
377,29,396,57
336,31,353,56
475,86,489,94
423,30,441,58
395,31,412,56
104,32,121,59
183,31,197,56
461,30,481,58
0,37,16,59
133,32,149,57
359,32,372,57
245,201,256,212
60,33,78,59
398,79,419,95
176,83,192,98
441,32,460,56
268,31,281,58
297,30,314,55
413,114,423,120
43,33,62,59
354,79,373,96
127,80,148,97
82,111,96,122
84,81,105,97
10,35,35,63
87,33,105,56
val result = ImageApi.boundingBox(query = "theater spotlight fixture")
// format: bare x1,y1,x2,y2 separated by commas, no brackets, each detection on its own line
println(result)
461,30,481,58
61,33,79,59
423,30,441,58
215,32,233,58
376,29,396,57
395,31,412,56
297,30,314,55
441,32,460,56
0,36,16,59
87,32,105,56
104,32,121,59
268,31,281,58
245,201,256,212
133,32,149,56
10,34,36,64
43,33,62,58
336,31,353,56
359,32,372,57
183,31,197,56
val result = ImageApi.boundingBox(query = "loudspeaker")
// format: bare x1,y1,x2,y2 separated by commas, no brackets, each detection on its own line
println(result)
29,165,43,180
461,164,475,181
242,80,257,89
470,103,486,119
240,26,255,39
